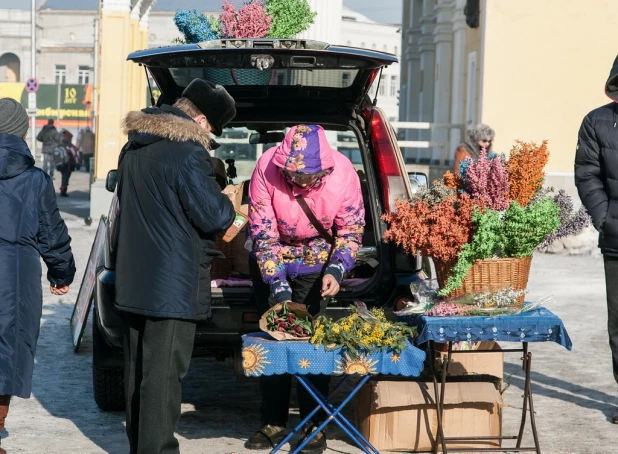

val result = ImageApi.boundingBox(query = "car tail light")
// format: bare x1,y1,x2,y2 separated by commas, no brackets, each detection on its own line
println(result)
367,108,408,213
242,312,260,324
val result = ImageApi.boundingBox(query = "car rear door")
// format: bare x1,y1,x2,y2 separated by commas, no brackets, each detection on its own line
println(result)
127,39,397,122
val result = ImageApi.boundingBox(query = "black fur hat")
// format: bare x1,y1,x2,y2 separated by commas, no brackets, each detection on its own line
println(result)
181,79,236,136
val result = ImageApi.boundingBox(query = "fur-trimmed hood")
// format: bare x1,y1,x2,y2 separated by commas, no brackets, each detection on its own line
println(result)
122,105,212,150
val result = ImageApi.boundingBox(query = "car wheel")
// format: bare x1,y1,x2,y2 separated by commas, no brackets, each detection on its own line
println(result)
92,309,125,411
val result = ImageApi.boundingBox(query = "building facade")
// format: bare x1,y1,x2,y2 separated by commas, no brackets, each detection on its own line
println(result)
400,0,618,194
0,0,402,217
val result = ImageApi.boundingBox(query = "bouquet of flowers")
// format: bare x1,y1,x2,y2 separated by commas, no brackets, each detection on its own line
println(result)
260,302,313,340
174,0,317,43
383,140,591,299
310,303,417,355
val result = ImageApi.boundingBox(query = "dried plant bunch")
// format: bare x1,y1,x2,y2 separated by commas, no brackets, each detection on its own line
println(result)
507,140,550,207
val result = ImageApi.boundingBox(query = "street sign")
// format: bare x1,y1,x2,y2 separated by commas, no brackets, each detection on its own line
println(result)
28,92,37,110
25,78,39,93
26,108,37,116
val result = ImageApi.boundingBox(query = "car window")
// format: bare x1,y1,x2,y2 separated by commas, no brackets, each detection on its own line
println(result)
214,127,365,184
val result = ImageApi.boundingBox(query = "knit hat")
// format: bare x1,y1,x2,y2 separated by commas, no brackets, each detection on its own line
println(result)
181,79,236,136
0,98,29,138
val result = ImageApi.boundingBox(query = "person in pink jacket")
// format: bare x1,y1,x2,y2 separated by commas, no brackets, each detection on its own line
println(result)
246,124,364,453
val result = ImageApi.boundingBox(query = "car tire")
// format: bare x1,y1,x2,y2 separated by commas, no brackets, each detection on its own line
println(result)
92,309,125,411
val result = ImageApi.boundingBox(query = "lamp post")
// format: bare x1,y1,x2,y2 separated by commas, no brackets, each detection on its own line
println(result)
30,0,37,159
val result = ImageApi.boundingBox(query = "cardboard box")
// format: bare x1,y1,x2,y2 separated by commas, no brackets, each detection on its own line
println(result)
438,341,504,387
356,379,503,452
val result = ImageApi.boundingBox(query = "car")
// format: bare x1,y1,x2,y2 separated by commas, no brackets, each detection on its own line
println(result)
92,38,428,411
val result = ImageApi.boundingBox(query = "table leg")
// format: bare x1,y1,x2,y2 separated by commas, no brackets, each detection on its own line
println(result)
293,375,378,454
525,352,541,454
516,343,529,448
269,376,350,454
297,375,380,454
429,340,448,454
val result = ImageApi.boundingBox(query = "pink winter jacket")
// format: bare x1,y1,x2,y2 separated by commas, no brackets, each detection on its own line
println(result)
248,125,365,303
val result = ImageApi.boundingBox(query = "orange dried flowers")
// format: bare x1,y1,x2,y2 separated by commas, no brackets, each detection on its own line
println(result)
507,140,550,207
382,192,475,262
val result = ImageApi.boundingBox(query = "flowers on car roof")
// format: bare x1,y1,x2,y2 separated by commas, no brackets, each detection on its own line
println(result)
174,0,317,43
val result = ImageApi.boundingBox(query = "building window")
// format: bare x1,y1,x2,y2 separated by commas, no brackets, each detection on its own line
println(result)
55,64,66,84
379,74,387,96
466,51,478,128
390,75,398,97
361,42,366,48
342,72,350,86
383,44,388,52
78,65,91,85
372,43,377,50
346,40,352,46
394,46,398,56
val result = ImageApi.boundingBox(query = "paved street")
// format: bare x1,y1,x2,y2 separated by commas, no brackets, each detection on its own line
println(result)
0,171,617,453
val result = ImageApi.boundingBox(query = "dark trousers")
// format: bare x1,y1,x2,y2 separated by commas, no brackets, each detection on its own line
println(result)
604,256,618,384
123,314,196,454
250,259,330,427
58,166,71,191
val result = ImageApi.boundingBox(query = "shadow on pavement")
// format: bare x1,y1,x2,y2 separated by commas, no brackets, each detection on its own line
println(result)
505,361,616,420
32,301,128,454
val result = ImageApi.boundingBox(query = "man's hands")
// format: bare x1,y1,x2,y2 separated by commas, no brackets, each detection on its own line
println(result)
50,284,70,295
321,275,340,298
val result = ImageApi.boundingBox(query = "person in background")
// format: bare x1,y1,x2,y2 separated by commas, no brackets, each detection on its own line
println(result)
453,123,495,174
37,118,59,178
77,126,95,172
246,125,365,454
56,130,79,197
0,98,76,448
574,55,618,424
115,79,236,454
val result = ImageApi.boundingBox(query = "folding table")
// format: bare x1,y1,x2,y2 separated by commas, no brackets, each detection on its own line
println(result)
241,332,426,454
399,307,572,454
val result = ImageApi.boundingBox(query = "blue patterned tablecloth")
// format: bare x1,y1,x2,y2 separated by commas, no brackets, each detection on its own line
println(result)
398,307,572,350
241,332,426,377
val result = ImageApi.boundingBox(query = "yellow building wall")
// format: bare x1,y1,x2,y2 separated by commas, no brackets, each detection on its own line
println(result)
479,0,618,173
95,9,132,180
94,9,150,182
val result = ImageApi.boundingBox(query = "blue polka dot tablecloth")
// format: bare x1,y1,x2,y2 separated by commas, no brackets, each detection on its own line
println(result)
241,332,426,377
398,307,572,350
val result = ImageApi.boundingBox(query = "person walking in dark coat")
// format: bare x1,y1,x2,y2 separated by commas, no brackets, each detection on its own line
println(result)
575,55,618,423
115,79,236,454
36,119,58,178
0,98,76,446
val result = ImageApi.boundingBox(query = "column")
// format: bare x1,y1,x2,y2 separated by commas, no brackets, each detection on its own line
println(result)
129,0,144,112
139,4,153,106
417,0,436,163
91,0,156,219
404,0,423,163
432,0,454,165
449,0,467,162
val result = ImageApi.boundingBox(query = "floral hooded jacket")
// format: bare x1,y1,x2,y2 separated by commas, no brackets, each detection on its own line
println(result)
248,125,365,303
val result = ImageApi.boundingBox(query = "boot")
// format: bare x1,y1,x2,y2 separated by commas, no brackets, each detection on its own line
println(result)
60,186,68,197
0,394,10,446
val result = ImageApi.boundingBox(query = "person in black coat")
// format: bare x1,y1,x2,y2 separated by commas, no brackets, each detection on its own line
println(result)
0,98,75,444
575,55,618,423
115,79,236,454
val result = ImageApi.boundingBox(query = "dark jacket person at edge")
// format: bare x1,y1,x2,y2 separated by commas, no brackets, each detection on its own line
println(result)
114,79,236,454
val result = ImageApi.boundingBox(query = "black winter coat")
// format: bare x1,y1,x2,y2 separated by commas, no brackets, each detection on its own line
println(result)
575,56,618,254
115,105,235,321
0,133,75,398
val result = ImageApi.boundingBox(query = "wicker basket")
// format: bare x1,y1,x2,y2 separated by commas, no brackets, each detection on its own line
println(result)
212,233,242,280
434,256,532,307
